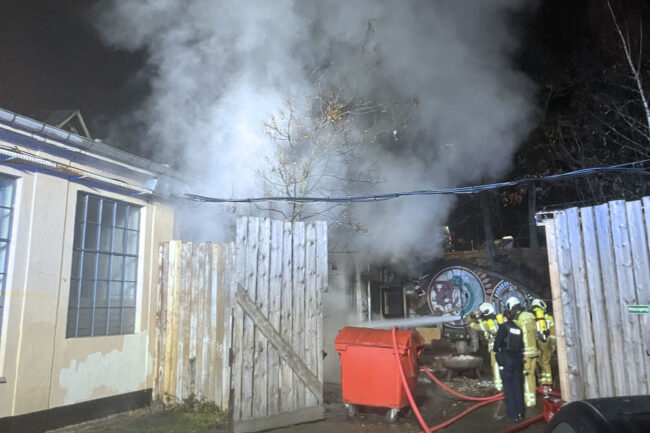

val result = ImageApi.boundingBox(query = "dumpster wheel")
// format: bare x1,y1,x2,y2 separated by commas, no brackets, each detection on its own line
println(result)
344,403,356,418
385,408,400,423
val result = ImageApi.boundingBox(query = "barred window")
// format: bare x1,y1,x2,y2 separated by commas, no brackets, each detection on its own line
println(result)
67,193,140,337
0,177,15,344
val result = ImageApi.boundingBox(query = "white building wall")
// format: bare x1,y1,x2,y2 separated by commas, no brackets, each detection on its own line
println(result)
0,162,174,417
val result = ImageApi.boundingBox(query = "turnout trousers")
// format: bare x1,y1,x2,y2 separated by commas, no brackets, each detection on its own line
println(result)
490,351,503,391
536,340,553,386
523,355,537,407
500,354,525,420
488,340,503,391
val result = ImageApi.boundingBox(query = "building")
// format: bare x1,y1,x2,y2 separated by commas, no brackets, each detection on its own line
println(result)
0,108,174,432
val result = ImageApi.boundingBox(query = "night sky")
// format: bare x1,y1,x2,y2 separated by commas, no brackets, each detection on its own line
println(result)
0,0,594,140
0,0,568,139
0,0,147,137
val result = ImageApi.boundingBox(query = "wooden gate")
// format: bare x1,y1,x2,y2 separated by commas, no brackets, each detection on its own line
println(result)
538,197,650,401
155,217,327,432
229,217,327,432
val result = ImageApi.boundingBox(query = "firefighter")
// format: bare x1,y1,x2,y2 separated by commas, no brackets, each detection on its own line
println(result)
531,298,555,387
505,297,538,408
493,303,525,421
465,302,502,391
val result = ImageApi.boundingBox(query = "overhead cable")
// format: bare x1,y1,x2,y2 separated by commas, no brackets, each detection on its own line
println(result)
181,160,650,204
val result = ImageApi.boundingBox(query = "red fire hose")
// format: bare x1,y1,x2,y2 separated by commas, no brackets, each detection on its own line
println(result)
391,326,504,432
421,367,503,401
390,326,563,433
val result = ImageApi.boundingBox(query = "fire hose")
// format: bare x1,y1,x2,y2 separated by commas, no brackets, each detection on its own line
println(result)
390,326,563,433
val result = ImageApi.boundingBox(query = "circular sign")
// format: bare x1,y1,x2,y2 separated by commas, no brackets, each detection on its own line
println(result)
490,280,533,314
426,266,485,328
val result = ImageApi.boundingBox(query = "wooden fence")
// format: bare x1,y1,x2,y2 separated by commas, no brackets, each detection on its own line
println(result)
229,217,327,432
154,241,234,407
538,197,650,401
154,217,327,433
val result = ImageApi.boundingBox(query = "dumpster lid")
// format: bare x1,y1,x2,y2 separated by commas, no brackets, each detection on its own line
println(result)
334,326,424,353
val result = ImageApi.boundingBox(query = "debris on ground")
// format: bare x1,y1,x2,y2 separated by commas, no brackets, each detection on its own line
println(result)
444,376,496,396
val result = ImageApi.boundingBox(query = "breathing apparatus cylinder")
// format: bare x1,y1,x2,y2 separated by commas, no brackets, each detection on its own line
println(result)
533,307,549,341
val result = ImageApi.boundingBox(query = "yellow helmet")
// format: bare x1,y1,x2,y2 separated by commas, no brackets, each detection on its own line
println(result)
531,299,547,311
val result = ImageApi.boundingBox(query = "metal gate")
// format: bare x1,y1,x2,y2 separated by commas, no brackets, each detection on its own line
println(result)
229,217,327,432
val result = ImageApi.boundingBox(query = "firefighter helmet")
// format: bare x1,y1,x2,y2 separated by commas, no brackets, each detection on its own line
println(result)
505,296,521,312
479,302,495,315
531,299,547,311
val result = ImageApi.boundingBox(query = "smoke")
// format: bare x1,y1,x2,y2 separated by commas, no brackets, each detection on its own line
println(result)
92,0,536,258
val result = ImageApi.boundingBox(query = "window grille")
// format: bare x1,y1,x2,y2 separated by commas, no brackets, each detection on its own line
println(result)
0,177,15,344
67,193,140,337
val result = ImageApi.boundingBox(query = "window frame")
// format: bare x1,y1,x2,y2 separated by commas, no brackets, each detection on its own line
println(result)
67,192,142,338
0,175,16,349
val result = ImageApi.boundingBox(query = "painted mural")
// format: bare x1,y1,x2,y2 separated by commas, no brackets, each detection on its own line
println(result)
406,265,533,327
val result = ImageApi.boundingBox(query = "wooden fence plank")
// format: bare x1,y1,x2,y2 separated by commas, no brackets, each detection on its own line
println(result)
241,217,259,420
204,244,216,404
221,243,235,411
624,200,650,394
267,220,283,415
196,243,207,398
292,221,306,408
566,207,598,398
189,243,199,397
304,223,317,407
579,207,614,397
594,203,628,396
178,243,192,400
234,407,324,433
280,221,294,412
232,221,248,420
315,221,327,392
153,242,168,400
540,218,571,401
610,200,644,395
555,211,584,401
642,197,650,381
252,218,271,417
164,241,181,404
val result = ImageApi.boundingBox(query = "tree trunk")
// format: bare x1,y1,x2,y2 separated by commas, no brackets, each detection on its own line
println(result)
528,182,539,248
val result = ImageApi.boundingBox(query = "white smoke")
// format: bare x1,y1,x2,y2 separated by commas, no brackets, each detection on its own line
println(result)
92,0,536,258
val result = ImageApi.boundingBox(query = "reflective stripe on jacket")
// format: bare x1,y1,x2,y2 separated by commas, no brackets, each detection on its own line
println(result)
515,311,538,356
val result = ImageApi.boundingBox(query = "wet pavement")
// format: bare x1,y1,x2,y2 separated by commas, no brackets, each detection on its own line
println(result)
50,375,546,433
270,378,546,433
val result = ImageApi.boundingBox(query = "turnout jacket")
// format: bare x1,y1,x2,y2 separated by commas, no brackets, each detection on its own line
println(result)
514,310,538,357
467,314,499,350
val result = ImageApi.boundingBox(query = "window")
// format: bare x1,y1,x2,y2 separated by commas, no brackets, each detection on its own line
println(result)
67,193,141,337
0,177,15,344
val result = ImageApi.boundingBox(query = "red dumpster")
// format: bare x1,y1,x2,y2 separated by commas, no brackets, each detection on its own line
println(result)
334,326,424,421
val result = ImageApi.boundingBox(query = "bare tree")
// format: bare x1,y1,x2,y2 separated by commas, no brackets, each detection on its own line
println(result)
256,91,410,233
607,0,650,145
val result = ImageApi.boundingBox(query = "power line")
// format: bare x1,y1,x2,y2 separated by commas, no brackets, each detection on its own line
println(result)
181,160,650,204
